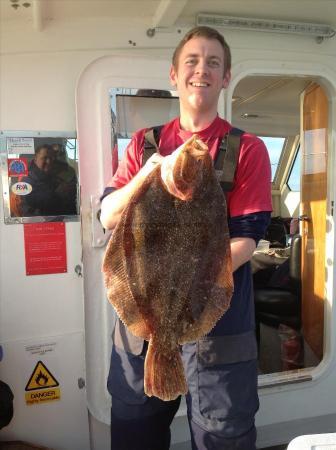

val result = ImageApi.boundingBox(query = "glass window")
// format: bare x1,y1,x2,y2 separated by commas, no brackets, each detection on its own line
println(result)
2,135,79,222
231,76,328,384
117,138,131,161
259,136,286,181
110,88,179,163
287,146,301,191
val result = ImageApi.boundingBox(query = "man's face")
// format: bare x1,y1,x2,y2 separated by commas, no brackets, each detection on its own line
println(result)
170,37,231,115
34,148,53,172
52,144,66,161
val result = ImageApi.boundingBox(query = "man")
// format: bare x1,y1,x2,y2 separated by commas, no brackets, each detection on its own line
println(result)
100,26,272,450
21,145,59,216
50,143,78,215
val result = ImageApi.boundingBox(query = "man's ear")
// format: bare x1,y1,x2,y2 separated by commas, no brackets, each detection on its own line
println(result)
222,69,231,89
169,65,177,87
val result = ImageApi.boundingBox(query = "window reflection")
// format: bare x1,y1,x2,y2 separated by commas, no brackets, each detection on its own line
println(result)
8,138,78,218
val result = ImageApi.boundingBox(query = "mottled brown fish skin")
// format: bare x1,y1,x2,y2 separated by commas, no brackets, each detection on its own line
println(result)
102,136,233,401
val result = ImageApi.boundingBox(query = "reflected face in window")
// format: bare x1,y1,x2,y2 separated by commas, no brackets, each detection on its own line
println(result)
34,147,54,173
51,144,66,160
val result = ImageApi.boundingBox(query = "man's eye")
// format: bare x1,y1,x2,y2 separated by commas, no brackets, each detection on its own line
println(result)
185,59,196,65
209,60,220,68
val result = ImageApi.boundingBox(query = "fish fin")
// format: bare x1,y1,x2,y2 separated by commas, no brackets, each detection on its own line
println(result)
102,205,151,339
144,341,187,401
103,236,147,339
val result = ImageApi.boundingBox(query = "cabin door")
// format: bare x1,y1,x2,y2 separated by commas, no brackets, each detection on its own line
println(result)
300,83,328,361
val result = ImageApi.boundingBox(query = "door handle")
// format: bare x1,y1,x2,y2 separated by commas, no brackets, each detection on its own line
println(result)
298,215,310,222
91,195,112,247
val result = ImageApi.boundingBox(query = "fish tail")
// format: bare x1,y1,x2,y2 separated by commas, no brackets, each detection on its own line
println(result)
144,341,188,401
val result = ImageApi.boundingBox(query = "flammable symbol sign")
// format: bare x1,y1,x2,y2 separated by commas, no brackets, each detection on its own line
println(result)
25,360,59,391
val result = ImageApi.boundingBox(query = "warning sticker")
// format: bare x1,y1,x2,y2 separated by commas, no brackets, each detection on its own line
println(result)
8,158,28,177
25,360,61,405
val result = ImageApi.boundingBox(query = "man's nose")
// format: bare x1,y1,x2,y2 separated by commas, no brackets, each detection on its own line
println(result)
195,60,208,75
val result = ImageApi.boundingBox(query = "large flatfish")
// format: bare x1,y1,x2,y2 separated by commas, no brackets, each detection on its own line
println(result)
102,135,233,401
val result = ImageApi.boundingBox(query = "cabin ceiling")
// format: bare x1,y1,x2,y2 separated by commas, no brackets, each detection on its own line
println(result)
1,0,333,137
232,75,315,136
1,0,336,28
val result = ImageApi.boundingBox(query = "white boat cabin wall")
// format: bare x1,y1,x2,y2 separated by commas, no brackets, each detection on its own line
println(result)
0,1,336,449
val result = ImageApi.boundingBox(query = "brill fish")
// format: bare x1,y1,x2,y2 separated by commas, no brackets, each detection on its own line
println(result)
102,135,233,401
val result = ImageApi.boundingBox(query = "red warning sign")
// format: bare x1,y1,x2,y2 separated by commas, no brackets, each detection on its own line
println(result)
23,222,67,276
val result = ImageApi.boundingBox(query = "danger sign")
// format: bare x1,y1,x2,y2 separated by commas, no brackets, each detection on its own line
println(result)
25,360,61,405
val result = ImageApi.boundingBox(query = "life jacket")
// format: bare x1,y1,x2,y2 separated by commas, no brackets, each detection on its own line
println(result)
142,125,244,192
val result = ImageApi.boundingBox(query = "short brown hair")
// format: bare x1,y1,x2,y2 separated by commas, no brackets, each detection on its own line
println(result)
172,26,231,76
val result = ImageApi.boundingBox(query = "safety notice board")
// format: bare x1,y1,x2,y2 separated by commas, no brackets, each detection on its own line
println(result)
23,222,67,275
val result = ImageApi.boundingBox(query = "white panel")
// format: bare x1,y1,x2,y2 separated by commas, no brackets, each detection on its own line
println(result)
288,433,336,449
0,332,90,450
0,221,85,341
0,52,99,130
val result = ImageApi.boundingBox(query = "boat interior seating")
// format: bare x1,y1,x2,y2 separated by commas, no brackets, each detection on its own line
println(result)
254,233,302,343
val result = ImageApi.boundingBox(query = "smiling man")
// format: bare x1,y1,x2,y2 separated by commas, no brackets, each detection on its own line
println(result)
170,35,231,130
100,26,272,450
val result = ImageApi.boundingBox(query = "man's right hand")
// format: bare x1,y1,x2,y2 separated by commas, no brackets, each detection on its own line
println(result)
100,153,164,230
140,153,164,177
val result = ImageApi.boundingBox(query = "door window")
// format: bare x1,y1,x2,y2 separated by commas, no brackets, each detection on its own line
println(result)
232,76,329,381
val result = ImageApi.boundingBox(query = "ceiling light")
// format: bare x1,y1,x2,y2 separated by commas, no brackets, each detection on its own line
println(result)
232,96,242,103
196,14,336,42
241,113,260,119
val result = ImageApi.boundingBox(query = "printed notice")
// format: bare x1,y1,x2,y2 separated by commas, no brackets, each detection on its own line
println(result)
7,137,35,155
25,360,61,405
25,342,56,357
23,222,67,275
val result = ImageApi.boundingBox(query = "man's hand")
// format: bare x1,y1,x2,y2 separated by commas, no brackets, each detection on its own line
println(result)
140,153,164,177
100,153,164,230
230,237,256,272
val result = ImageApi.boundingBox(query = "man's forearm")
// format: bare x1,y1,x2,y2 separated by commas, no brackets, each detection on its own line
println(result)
100,173,145,229
230,237,256,272
100,153,163,230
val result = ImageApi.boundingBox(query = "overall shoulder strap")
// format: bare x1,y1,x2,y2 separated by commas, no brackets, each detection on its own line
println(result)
142,125,163,166
215,127,244,192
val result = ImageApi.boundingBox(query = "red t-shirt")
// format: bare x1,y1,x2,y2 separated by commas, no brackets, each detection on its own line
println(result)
108,116,272,217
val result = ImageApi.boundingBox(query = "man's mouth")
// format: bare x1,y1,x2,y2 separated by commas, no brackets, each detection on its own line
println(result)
190,82,209,87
